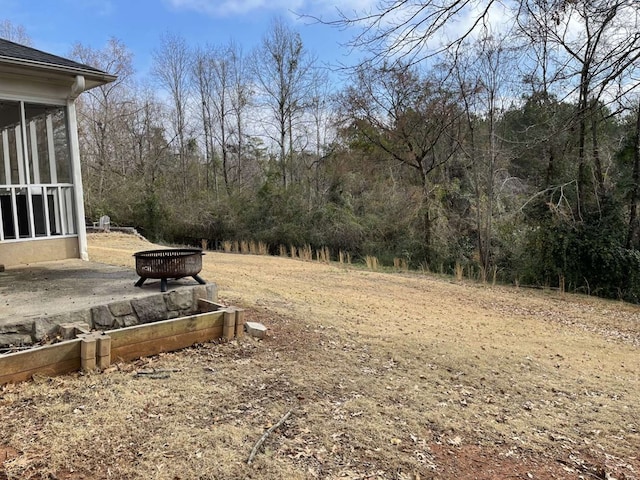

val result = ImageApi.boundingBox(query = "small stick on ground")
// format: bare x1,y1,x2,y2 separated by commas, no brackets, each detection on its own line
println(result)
134,368,181,379
247,410,292,465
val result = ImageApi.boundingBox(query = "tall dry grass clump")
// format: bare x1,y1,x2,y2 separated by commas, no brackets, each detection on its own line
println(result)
365,255,379,271
393,257,408,271
454,262,464,281
253,241,268,255
300,245,313,261
338,250,352,265
316,247,330,263
220,240,269,256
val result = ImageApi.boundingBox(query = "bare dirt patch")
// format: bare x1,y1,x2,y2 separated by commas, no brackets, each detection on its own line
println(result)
0,232,638,479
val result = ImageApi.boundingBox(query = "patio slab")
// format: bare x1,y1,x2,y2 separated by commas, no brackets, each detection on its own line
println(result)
0,259,212,345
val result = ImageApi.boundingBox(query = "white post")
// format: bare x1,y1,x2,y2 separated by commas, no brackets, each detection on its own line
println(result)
15,125,25,184
46,114,57,183
2,130,10,184
29,121,41,183
66,99,89,260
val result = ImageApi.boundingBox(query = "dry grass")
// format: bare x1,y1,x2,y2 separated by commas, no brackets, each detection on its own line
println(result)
299,245,313,262
1,232,639,479
393,257,408,271
338,250,351,265
454,262,464,281
365,255,379,271
316,247,330,264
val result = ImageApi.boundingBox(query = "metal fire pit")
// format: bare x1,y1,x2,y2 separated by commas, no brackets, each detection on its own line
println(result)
134,248,206,292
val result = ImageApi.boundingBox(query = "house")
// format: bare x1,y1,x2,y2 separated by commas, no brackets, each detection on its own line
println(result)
0,38,116,267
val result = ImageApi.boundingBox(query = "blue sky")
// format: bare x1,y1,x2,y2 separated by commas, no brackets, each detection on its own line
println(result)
1,0,371,79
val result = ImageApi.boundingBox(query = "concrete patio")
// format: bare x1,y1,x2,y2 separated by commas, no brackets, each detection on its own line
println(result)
0,259,216,348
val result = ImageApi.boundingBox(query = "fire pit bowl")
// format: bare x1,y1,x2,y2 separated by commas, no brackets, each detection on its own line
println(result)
134,248,206,292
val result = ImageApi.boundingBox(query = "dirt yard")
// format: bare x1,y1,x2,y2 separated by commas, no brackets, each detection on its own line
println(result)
1,232,639,479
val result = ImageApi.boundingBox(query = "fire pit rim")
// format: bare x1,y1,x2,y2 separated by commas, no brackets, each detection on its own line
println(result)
133,247,206,259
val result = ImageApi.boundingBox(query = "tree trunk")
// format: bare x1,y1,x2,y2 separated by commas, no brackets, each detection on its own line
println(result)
221,103,230,195
627,105,640,248
236,108,243,188
544,144,555,188
420,169,432,266
591,101,605,200
200,100,211,190
280,114,287,188
576,66,590,220
483,90,496,278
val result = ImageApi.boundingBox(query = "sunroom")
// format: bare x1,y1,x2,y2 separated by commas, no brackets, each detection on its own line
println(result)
0,39,115,267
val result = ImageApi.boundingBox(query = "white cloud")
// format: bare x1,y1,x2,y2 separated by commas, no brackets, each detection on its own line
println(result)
165,0,377,18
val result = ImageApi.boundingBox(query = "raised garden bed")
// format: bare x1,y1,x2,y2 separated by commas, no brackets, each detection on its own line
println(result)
0,300,245,385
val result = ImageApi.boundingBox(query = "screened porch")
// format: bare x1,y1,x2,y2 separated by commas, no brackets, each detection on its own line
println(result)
0,100,77,242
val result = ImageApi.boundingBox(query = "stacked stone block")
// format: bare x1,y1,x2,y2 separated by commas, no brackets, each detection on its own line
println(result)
0,284,217,348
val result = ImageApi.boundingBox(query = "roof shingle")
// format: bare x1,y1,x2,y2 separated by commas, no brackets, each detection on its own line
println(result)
0,38,107,75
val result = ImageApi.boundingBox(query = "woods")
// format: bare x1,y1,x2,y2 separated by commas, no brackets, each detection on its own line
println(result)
42,2,640,301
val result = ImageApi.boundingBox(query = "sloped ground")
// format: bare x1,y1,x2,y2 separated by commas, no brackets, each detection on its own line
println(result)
1,232,638,479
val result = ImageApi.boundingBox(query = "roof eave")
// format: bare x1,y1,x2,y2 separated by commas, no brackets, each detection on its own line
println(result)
0,55,117,86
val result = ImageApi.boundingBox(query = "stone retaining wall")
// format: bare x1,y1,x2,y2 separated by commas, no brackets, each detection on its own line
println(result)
0,284,217,348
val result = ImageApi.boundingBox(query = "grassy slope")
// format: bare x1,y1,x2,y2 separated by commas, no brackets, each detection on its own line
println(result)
0,232,638,479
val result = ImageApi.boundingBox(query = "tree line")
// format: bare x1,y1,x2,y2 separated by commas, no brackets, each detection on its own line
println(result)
9,2,640,301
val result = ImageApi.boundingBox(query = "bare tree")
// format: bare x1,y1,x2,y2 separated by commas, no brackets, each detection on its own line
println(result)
191,41,253,196
71,38,135,214
306,68,335,199
453,32,516,277
626,102,640,248
321,0,504,67
209,45,233,194
251,17,316,188
517,0,640,216
127,90,170,186
227,41,252,190
0,20,32,46
337,0,640,217
338,62,463,261
151,32,192,199
192,45,219,196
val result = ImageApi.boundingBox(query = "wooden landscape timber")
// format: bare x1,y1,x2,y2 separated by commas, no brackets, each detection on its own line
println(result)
108,310,228,363
0,339,82,385
0,306,245,385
